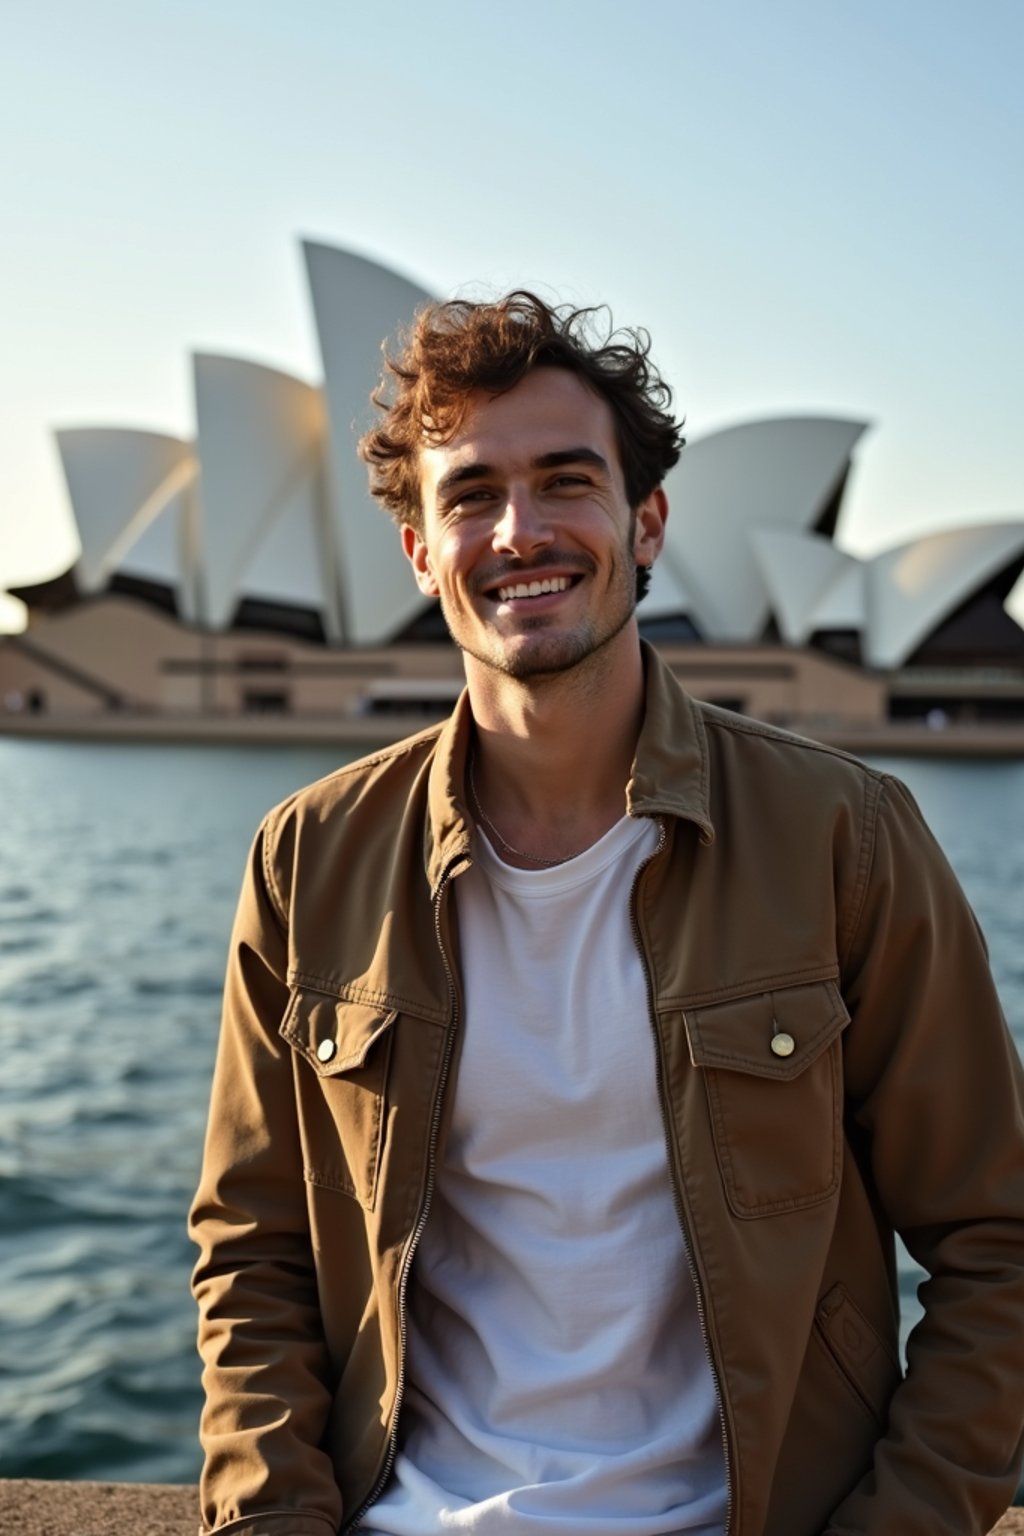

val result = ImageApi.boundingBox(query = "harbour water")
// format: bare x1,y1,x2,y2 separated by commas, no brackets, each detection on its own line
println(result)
1,740,1022,1484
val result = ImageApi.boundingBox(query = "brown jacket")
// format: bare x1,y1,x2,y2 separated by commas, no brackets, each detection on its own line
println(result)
190,644,1024,1536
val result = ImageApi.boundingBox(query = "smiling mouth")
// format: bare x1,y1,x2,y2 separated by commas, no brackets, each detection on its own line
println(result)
487,575,581,604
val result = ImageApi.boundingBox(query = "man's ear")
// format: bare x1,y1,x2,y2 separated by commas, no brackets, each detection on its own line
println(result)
633,488,668,571
402,524,441,597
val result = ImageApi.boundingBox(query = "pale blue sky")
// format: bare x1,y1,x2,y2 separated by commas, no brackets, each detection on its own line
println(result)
1,0,1021,629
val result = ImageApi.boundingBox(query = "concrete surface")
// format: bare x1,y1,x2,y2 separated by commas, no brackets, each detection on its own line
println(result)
0,1482,1021,1534
0,1480,196,1535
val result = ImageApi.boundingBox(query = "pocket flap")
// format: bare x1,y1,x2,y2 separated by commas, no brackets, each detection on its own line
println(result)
280,990,397,1077
685,979,849,1082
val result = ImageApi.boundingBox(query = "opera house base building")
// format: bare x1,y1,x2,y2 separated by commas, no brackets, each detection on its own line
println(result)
3,243,1023,756
2,597,1023,758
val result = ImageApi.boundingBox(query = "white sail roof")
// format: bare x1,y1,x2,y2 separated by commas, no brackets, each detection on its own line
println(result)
235,465,331,618
304,240,432,643
805,559,867,635
192,354,332,632
117,479,204,623
864,521,1024,669
56,428,197,593
661,417,867,640
641,548,697,622
43,244,1024,676
750,527,862,644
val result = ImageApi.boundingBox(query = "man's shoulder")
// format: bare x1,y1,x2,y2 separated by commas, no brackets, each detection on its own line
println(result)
643,644,888,810
694,696,888,792
260,717,448,841
686,696,902,867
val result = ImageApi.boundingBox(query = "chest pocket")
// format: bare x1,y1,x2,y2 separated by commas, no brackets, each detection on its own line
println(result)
684,980,849,1219
280,988,397,1210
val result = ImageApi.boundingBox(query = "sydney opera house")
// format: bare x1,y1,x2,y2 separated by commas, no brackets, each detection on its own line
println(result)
2,242,1023,750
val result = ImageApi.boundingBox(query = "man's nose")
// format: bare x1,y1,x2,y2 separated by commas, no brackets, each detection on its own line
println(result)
492,490,555,557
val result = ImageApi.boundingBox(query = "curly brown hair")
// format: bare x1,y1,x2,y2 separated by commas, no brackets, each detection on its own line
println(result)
358,290,685,540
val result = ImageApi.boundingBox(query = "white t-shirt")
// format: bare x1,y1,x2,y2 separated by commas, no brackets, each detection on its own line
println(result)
361,814,726,1534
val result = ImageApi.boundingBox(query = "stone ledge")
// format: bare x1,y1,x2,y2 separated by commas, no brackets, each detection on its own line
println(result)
0,1480,196,1534
0,1481,1021,1534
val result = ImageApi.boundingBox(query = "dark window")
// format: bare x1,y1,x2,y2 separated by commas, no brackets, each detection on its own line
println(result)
238,653,289,672
366,694,454,717
242,689,291,715
107,573,179,616
638,614,704,643
232,598,326,643
810,629,863,665
390,606,458,644
888,695,1024,723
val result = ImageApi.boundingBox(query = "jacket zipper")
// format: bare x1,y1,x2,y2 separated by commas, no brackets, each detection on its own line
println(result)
630,817,735,1536
345,855,466,1532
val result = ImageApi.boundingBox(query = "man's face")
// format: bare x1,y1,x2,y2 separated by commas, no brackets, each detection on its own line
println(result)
404,368,666,682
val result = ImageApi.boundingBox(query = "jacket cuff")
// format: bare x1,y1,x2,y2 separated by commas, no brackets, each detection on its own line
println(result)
201,1510,338,1536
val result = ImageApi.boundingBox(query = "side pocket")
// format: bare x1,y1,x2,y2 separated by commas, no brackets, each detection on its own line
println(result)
813,1282,901,1426
280,989,397,1210
684,979,849,1218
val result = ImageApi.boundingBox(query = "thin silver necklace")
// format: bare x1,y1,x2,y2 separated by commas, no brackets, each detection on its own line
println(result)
467,754,586,868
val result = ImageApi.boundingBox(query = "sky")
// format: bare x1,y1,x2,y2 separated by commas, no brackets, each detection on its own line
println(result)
1,0,1021,631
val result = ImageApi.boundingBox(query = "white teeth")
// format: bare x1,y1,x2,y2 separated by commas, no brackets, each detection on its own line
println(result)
495,576,572,602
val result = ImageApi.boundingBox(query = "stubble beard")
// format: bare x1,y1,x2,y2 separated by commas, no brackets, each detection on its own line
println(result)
444,536,639,683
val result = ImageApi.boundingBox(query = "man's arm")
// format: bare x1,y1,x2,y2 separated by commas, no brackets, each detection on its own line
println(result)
189,816,342,1536
827,776,1024,1535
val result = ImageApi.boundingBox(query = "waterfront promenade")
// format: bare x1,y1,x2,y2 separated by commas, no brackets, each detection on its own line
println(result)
0,1482,1022,1534
3,705,1024,757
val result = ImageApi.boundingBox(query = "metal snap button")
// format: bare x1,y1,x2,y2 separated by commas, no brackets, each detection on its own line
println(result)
770,1031,795,1058
316,1038,337,1063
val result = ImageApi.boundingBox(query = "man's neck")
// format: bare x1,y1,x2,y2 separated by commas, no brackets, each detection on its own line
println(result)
463,628,645,869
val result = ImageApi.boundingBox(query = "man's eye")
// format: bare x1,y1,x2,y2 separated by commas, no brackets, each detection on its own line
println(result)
448,488,494,513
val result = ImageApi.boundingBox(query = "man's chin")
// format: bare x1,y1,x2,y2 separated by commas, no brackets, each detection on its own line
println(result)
453,613,634,682
448,628,587,681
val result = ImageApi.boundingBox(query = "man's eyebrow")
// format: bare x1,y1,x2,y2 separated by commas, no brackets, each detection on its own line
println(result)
435,462,493,502
533,448,610,474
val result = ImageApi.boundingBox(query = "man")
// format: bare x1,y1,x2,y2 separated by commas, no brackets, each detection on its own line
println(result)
190,293,1024,1536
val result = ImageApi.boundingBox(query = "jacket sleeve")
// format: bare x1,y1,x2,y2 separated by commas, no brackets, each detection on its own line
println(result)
826,775,1024,1536
189,813,342,1536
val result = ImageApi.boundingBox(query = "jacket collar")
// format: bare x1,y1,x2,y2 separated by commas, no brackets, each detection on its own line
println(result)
627,640,715,844
424,639,714,892
425,687,476,894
